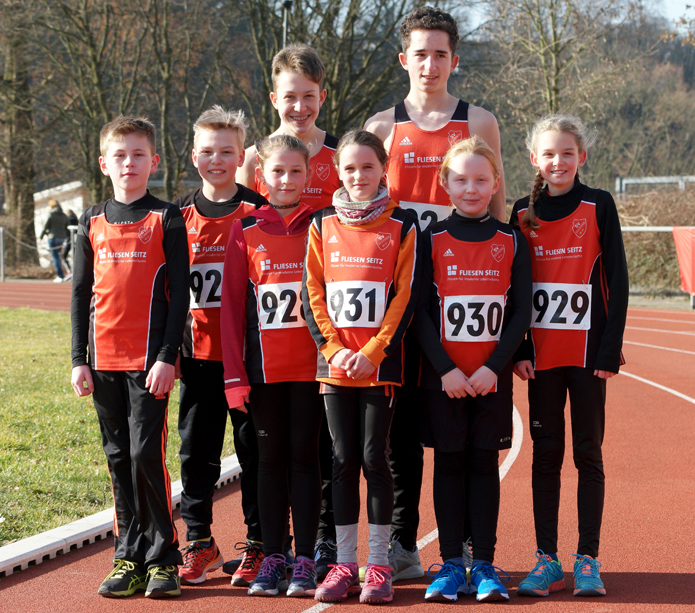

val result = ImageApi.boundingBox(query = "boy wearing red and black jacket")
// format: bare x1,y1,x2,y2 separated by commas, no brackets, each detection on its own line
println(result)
173,106,266,585
71,116,189,599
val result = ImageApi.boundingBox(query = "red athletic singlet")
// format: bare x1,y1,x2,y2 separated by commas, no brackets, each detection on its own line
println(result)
518,198,605,370
386,100,470,230
181,200,256,360
242,218,317,383
89,211,166,371
255,133,340,210
431,227,515,388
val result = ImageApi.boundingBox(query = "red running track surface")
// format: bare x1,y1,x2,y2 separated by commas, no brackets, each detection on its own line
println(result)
1,302,694,611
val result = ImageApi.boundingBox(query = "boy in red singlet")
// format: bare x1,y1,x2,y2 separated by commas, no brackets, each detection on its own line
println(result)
364,6,507,579
70,116,190,599
173,106,267,586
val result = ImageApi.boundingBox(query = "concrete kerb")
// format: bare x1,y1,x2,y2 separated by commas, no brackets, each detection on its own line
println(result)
0,454,242,578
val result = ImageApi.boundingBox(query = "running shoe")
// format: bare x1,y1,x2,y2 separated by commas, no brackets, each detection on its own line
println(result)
287,555,318,597
387,540,425,580
97,559,147,598
517,549,565,596
462,537,473,572
231,540,264,586
144,565,181,598
360,563,394,604
314,535,338,579
247,553,288,596
178,538,224,584
424,562,468,602
469,562,510,601
314,562,361,602
572,554,606,596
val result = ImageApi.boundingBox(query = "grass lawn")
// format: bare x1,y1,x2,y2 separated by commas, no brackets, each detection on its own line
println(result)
0,307,236,547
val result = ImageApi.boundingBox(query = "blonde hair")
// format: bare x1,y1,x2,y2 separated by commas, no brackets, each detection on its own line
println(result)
271,44,325,89
193,105,248,149
334,129,389,172
256,134,309,170
100,116,156,157
439,136,499,186
522,113,598,230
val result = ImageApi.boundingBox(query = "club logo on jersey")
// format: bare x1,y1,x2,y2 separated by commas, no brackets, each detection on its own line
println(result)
529,230,538,238
534,246,544,257
138,226,153,244
330,251,340,263
491,244,505,262
256,244,267,252
187,226,197,235
404,152,415,164
260,259,271,271
443,248,455,257
96,232,104,242
192,242,201,253
448,130,463,146
375,232,391,251
572,218,587,238
328,235,339,244
315,163,330,182
399,136,413,146
98,247,107,260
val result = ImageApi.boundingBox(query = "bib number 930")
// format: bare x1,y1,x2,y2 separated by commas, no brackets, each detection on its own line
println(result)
443,295,505,342
326,280,386,329
257,282,306,330
190,262,222,309
531,283,591,330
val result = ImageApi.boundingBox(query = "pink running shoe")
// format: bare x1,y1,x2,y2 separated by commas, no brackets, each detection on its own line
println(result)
314,563,361,602
360,563,393,604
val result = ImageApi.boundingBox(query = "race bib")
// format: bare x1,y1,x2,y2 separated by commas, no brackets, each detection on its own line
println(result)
400,201,453,232
257,281,306,330
443,295,505,342
326,280,386,329
190,262,223,309
531,282,592,330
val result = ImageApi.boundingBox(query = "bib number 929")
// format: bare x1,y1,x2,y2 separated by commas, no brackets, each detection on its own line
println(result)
257,282,306,330
531,283,591,330
326,280,385,329
190,262,222,309
443,295,505,342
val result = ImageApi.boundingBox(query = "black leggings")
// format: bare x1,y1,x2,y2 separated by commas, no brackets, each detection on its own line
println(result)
324,389,395,526
250,381,323,559
433,447,500,563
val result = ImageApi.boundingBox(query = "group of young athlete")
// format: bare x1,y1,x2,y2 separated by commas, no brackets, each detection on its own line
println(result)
69,4,629,605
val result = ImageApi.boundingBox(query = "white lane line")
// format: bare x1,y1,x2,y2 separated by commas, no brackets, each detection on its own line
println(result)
302,406,524,613
621,371,695,406
624,340,695,356
626,326,695,337
628,316,695,325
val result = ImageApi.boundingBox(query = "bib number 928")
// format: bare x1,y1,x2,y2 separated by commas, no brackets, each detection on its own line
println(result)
531,282,591,330
326,280,385,329
443,295,505,342
258,282,306,330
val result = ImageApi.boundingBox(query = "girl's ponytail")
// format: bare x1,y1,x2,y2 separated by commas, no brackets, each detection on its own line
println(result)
521,169,544,231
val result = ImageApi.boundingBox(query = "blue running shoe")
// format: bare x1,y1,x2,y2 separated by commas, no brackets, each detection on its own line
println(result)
517,550,565,596
287,556,317,597
424,562,469,602
247,553,288,596
572,554,606,596
469,563,510,601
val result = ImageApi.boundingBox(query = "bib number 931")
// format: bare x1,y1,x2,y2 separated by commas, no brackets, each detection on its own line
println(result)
326,280,385,329
443,295,505,342
257,282,306,330
531,283,591,330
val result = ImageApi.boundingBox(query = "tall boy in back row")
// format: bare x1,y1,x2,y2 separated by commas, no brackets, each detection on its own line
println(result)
70,116,189,598
365,5,506,578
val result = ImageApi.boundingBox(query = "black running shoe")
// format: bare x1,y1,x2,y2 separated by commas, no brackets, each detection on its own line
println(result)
314,535,338,580
145,565,181,598
97,559,147,598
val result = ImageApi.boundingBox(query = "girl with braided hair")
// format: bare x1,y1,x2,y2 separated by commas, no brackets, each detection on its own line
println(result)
510,114,628,598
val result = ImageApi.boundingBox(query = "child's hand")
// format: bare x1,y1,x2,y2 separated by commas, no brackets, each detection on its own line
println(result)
468,365,498,396
594,369,616,379
71,365,94,397
146,361,175,397
513,360,535,381
330,348,355,370
441,368,476,398
345,352,376,379
233,391,251,414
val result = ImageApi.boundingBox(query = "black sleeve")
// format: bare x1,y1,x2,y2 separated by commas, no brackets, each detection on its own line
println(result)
594,191,629,372
412,230,457,377
484,229,533,375
157,204,190,364
70,210,95,367
509,199,535,365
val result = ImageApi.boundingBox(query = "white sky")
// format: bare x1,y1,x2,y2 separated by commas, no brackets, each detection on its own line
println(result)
654,0,691,26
